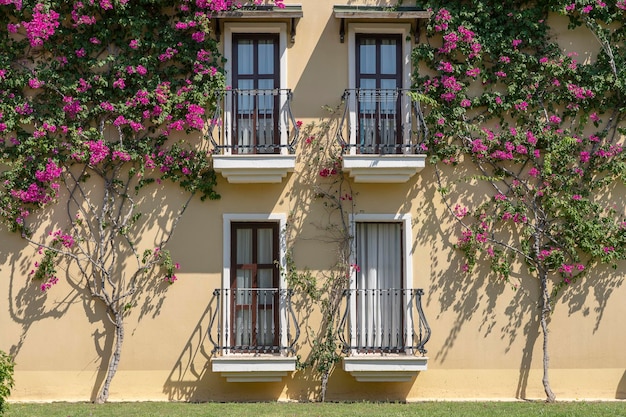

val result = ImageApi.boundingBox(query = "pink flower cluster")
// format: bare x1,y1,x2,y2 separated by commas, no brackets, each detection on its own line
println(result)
35,159,62,182
567,83,594,100
538,248,557,261
319,167,338,177
501,212,527,223
198,0,285,12
50,229,75,248
87,140,110,165
453,204,468,218
11,183,53,204
22,3,60,47
40,276,59,291
559,263,584,278
62,96,82,118
185,104,205,129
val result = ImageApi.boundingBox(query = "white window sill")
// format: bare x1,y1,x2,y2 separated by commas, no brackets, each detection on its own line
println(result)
342,154,426,183
211,355,297,382
213,154,296,183
343,355,428,382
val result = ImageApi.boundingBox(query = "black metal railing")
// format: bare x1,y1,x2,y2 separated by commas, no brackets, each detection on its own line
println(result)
337,88,428,154
338,288,430,355
208,288,300,354
208,89,300,154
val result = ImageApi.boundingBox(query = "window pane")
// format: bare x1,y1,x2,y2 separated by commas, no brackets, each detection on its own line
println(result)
359,79,376,113
236,228,252,263
235,271,252,303
237,40,253,75
380,39,397,75
235,308,252,346
237,80,254,112
359,39,376,74
257,79,275,114
379,81,397,114
257,228,273,264
258,269,273,289
258,40,274,75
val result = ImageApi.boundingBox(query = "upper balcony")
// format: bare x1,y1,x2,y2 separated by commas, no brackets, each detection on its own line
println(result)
337,88,428,183
209,89,300,183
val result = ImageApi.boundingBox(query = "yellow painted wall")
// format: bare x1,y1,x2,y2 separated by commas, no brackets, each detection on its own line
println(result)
2,0,626,403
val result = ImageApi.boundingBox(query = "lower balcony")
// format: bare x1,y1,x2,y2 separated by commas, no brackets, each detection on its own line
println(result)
211,355,297,383
338,288,431,382
208,288,300,382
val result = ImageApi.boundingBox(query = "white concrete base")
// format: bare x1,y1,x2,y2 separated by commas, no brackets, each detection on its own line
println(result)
342,154,426,183
343,355,428,382
211,356,297,382
213,154,296,183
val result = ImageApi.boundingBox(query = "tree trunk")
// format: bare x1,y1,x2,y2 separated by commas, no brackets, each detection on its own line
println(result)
320,371,329,402
539,269,556,403
96,312,124,404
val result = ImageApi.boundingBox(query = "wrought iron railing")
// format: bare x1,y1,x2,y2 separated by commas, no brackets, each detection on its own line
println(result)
208,288,300,354
336,88,428,154
338,288,430,355
208,89,300,154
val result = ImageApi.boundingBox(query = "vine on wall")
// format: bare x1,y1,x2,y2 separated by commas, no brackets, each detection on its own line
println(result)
415,0,626,401
282,105,355,402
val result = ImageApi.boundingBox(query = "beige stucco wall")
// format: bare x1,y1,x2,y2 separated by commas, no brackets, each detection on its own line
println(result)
1,0,626,402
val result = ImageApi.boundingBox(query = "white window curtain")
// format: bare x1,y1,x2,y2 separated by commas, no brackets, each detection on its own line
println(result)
356,222,403,350
234,228,252,346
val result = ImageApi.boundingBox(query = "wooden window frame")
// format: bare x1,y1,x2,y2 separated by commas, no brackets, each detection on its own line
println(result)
230,221,280,350
232,33,281,154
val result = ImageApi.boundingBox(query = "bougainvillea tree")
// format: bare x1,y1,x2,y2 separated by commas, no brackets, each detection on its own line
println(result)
414,0,626,402
0,0,283,403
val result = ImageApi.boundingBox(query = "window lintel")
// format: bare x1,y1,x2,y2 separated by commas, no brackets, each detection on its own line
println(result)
333,5,432,42
214,5,303,43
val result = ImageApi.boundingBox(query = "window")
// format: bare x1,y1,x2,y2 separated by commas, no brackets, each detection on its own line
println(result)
211,22,299,183
344,23,412,156
340,214,430,381
230,222,280,350
341,214,425,353
232,34,280,154
337,22,427,183
356,34,402,154
354,222,404,351
210,214,300,382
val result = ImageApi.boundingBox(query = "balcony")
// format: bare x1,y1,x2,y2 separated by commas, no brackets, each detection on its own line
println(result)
209,89,300,183
338,288,431,382
209,288,300,382
337,89,428,183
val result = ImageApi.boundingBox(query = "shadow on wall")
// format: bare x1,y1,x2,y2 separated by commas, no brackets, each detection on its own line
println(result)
3,178,198,401
163,298,213,401
617,370,626,399
418,161,626,400
163,293,289,401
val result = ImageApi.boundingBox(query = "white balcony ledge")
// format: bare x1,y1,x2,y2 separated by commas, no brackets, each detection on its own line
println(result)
211,355,297,382
342,154,426,183
213,154,296,183
343,355,428,382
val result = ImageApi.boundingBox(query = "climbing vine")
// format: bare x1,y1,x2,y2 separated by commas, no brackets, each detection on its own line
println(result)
414,0,626,402
283,106,355,402
0,0,284,403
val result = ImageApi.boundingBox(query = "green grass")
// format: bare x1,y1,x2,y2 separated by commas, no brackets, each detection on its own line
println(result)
4,401,626,417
